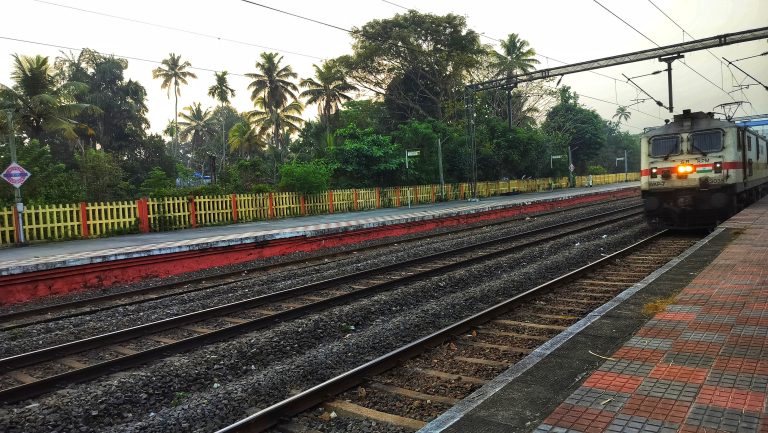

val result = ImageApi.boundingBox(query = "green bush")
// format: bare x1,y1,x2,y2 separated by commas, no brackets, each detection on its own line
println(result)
587,165,608,175
278,161,333,194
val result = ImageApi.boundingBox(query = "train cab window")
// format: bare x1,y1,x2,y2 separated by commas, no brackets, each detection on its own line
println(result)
690,130,723,154
650,135,681,157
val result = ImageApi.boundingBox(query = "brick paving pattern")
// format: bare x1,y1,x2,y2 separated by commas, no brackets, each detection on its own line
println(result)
533,201,768,433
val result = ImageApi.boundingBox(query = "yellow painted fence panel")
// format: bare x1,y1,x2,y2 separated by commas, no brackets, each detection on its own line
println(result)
87,201,138,237
22,203,81,241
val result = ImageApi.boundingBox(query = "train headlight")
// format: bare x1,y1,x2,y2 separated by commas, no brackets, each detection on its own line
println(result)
714,161,722,173
650,167,658,178
676,164,695,174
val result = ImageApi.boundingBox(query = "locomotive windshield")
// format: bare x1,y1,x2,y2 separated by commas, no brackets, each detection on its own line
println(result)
690,130,723,154
650,135,681,157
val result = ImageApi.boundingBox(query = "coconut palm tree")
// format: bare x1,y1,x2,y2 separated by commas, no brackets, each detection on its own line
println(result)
177,102,217,152
490,34,540,128
0,54,94,140
300,61,357,136
248,96,303,176
152,53,197,155
228,121,264,158
613,105,631,125
246,52,298,111
208,71,236,169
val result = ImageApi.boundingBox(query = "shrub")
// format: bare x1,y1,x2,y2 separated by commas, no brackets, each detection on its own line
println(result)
278,161,333,194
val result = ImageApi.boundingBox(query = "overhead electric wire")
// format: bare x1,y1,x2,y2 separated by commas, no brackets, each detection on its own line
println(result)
592,0,752,116
646,0,756,114
0,35,252,78
732,52,768,62
238,0,352,33
31,0,325,61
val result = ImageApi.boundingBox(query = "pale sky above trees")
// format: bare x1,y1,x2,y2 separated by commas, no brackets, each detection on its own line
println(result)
3,0,767,134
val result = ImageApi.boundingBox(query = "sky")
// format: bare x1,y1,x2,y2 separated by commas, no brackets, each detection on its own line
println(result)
1,0,767,136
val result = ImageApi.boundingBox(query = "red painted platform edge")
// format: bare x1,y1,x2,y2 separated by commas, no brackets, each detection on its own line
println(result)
0,188,637,305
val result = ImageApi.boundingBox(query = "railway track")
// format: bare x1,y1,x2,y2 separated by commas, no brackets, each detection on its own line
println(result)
0,206,642,403
0,199,641,332
215,232,699,433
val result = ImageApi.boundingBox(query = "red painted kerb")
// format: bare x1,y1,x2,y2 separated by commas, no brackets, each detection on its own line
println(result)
0,189,637,305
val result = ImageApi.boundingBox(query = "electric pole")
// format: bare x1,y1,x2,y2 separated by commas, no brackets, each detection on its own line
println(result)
659,54,684,113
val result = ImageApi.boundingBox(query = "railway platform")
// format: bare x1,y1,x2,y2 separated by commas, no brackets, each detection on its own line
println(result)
0,183,637,304
422,197,768,432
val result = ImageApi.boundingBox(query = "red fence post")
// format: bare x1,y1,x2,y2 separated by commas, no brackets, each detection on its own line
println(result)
136,198,150,233
431,185,436,203
396,187,401,207
79,202,89,237
268,193,275,219
189,196,197,228
353,189,358,211
376,187,381,209
300,195,307,216
328,190,334,214
231,194,238,223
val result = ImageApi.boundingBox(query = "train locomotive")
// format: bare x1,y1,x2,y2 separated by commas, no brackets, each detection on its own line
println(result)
641,109,768,228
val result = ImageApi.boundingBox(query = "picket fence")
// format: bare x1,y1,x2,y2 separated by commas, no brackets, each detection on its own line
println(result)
0,173,638,245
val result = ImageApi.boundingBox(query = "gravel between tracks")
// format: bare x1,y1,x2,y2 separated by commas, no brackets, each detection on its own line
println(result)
1,212,655,433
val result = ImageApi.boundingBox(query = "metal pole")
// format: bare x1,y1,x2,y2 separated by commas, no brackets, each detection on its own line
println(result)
437,137,445,201
7,111,24,243
465,88,477,201
624,149,628,181
659,54,684,113
567,145,574,188
221,111,226,178
405,151,411,209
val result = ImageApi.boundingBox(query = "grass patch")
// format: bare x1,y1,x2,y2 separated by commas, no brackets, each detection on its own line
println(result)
642,295,677,316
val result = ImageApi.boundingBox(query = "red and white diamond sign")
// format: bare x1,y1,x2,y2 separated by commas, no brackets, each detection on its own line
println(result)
2,163,31,188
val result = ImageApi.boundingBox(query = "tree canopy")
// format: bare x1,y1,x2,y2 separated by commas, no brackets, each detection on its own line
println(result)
0,10,640,205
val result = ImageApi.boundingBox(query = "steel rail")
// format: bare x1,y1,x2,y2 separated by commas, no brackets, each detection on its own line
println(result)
0,207,642,403
0,198,636,330
215,230,668,433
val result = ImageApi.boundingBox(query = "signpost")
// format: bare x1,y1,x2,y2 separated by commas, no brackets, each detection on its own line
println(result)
2,163,31,188
4,110,27,243
405,150,420,208
550,154,563,169
616,149,628,181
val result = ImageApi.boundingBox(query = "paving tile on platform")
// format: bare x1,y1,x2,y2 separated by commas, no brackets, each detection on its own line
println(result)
582,372,644,394
624,337,675,351
613,348,667,364
543,403,615,433
635,378,701,402
705,369,768,392
598,360,655,378
619,394,692,425
648,364,709,385
564,387,630,412
679,331,728,344
644,319,691,331
533,423,585,433
728,325,768,338
695,385,766,412
604,413,679,433
693,314,737,325
683,404,761,433
667,305,703,313
662,352,715,369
